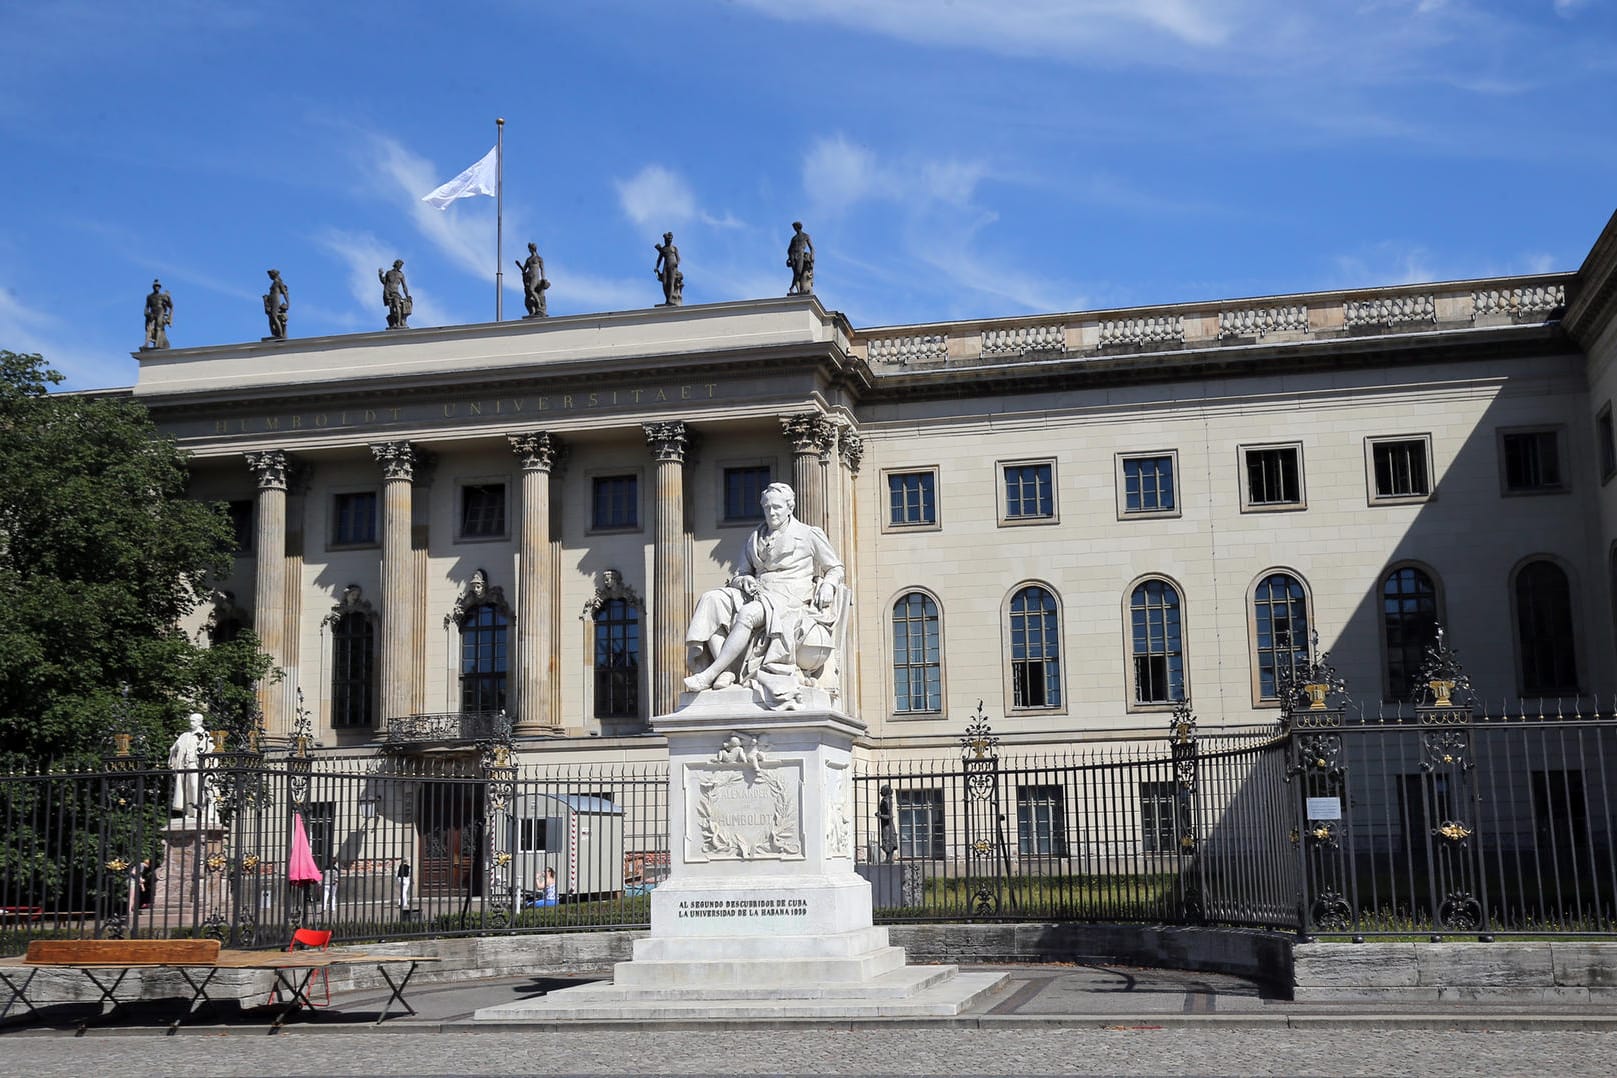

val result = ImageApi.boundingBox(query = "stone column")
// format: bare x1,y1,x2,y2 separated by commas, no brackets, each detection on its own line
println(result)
780,414,835,531
644,422,690,717
836,427,864,710
244,451,289,736
508,432,560,736
371,442,419,726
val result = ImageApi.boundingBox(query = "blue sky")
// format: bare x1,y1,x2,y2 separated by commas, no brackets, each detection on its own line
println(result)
1,1,1614,390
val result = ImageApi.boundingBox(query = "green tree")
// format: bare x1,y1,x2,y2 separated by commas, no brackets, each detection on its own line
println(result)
0,350,276,764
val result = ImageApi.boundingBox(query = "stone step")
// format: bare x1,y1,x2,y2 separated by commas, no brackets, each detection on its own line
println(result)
612,946,909,988
631,926,892,962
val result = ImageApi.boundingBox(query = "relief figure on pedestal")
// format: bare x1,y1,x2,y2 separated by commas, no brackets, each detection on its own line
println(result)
683,482,845,710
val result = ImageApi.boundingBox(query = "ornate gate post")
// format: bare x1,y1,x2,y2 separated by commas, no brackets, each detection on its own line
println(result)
1169,701,1203,924
960,702,1004,919
1413,626,1485,940
1280,640,1351,940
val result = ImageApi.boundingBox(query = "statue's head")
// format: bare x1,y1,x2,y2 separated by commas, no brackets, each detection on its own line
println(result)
601,568,621,592
151,279,162,291
528,242,537,253
392,259,405,269
470,569,488,597
792,221,803,231
663,231,673,241
187,713,206,733
268,269,279,279
760,483,796,528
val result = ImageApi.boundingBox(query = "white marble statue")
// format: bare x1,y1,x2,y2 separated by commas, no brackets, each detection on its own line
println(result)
167,712,215,827
684,482,845,709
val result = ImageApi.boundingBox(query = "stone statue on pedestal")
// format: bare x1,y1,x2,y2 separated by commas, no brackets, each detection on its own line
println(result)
786,221,814,296
142,279,173,350
379,259,412,329
167,713,216,828
654,232,683,306
517,242,549,318
683,482,845,710
263,269,289,339
876,785,898,862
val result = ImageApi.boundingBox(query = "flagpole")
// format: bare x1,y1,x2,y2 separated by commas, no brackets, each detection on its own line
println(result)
495,117,505,322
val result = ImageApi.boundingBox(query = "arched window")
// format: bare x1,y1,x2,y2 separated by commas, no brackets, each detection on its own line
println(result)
330,612,376,728
460,603,510,715
1009,585,1061,709
594,598,640,719
1516,560,1578,695
1253,573,1309,702
1382,566,1439,702
892,592,942,713
1130,579,1184,705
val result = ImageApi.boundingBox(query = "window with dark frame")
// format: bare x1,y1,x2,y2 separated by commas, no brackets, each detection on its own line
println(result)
1009,585,1061,708
887,471,936,527
1598,404,1616,481
1002,462,1055,520
591,475,638,530
1244,447,1301,506
305,802,336,868
459,603,509,714
1123,456,1175,513
723,465,771,522
1516,560,1578,696
1501,430,1563,493
1139,780,1176,854
1130,579,1184,705
1532,769,1588,851
891,592,942,713
330,612,376,728
593,598,640,719
896,788,945,860
226,500,254,554
1016,785,1067,857
331,490,378,546
1253,573,1309,701
460,483,507,538
1372,439,1431,499
1382,567,1438,702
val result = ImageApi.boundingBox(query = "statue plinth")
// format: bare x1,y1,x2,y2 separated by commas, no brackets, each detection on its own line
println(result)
154,821,226,927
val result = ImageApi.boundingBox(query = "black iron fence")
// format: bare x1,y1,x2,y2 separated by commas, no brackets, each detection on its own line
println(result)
3,705,1616,952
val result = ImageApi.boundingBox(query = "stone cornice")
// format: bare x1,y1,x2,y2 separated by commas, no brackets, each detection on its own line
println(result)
1565,209,1617,348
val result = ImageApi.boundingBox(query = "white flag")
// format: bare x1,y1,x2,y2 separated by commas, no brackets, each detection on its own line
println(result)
420,146,498,209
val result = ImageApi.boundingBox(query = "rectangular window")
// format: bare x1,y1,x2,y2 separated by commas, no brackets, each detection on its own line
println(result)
1532,770,1588,851
896,788,945,860
1500,429,1565,494
1139,781,1176,854
723,465,771,522
1016,785,1067,857
1001,460,1056,523
305,801,336,868
226,500,253,554
519,818,559,852
591,475,639,530
1242,445,1303,509
1368,436,1433,503
886,470,937,527
1598,403,1615,483
460,483,507,539
1120,454,1177,515
331,491,378,547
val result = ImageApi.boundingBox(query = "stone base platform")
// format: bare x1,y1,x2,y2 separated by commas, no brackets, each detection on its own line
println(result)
472,967,1009,1021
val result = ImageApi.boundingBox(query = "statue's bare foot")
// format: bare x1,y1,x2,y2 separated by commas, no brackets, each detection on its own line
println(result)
714,671,737,689
683,673,712,693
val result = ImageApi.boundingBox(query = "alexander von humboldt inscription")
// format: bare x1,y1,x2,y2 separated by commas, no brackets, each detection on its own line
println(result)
688,734,802,861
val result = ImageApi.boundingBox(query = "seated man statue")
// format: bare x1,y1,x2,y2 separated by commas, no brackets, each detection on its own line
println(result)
684,482,845,709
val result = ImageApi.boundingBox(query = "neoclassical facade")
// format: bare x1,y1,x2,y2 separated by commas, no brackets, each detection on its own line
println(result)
135,210,1617,762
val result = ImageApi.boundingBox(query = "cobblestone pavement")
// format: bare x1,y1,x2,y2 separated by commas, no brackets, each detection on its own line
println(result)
6,1026,1617,1077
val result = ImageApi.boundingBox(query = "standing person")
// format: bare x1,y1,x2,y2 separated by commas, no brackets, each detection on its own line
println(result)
516,242,549,318
378,260,411,328
322,858,340,916
142,279,173,349
786,221,814,295
396,859,412,910
653,232,682,306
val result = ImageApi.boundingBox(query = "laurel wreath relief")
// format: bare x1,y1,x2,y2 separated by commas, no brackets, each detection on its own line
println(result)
697,768,801,858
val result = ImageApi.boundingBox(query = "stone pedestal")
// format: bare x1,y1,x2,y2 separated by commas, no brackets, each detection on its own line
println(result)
476,689,1005,1021
154,824,225,928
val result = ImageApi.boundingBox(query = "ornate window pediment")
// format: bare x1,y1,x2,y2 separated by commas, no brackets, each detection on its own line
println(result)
323,584,376,628
581,569,643,619
446,568,511,627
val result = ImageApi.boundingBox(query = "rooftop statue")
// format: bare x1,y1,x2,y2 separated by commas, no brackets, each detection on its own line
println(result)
654,231,683,306
142,279,173,350
379,259,412,329
516,242,549,318
263,269,289,339
684,482,845,710
786,221,814,296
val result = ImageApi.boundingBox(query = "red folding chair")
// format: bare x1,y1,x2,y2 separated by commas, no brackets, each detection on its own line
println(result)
266,926,333,1008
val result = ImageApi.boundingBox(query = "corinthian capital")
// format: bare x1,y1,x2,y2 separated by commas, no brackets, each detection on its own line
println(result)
244,450,290,490
370,441,420,482
508,431,561,473
643,421,689,463
781,413,838,460
838,426,864,475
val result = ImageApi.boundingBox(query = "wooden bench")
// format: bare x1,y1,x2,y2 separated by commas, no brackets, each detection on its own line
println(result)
0,938,435,1029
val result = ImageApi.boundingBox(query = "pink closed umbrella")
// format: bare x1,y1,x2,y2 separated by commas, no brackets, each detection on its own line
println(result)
288,812,322,886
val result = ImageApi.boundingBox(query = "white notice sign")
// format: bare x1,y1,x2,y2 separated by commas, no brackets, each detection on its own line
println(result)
1306,797,1342,821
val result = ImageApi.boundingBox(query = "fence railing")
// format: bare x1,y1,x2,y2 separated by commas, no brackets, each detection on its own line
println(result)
3,709,1616,952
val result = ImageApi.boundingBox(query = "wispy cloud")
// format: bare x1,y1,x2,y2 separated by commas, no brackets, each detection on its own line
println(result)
314,229,453,330
0,282,132,389
614,165,744,231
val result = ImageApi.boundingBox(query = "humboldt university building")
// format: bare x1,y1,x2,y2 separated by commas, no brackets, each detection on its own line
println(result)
130,209,1617,768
